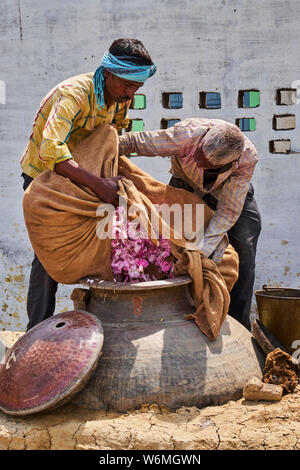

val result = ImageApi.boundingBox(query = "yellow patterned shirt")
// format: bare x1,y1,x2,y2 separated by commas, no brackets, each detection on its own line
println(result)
20,72,130,179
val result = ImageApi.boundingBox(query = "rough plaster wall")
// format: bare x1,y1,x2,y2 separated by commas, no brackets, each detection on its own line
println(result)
0,0,300,331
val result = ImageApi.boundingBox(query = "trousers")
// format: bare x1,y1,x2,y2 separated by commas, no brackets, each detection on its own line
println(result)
22,173,58,331
169,176,261,330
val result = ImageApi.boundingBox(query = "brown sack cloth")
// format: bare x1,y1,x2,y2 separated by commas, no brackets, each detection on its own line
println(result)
23,124,239,341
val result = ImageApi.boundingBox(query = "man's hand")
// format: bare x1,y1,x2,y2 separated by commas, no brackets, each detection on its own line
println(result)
91,176,122,206
55,159,122,206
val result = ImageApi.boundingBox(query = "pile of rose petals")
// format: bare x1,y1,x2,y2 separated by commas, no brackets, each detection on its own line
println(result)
111,207,174,282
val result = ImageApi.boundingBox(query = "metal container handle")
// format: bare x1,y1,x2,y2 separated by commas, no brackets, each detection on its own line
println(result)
262,284,292,292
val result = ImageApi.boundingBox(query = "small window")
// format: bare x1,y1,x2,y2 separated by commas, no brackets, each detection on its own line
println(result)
236,118,256,131
161,118,181,129
130,94,146,110
276,89,297,105
128,119,144,132
273,114,295,130
269,140,291,154
199,92,221,109
162,92,183,109
238,90,260,108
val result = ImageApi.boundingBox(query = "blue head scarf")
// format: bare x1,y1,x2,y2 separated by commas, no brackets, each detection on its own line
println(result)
93,52,157,110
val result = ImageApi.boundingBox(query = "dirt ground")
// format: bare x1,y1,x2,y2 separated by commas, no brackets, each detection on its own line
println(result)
0,331,299,450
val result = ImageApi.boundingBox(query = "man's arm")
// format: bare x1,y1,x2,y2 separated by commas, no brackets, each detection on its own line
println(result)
119,126,183,157
40,93,120,205
55,160,121,206
201,165,256,262
39,93,81,170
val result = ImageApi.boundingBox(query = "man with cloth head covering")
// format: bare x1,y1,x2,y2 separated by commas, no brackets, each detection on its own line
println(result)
20,38,156,330
119,119,261,331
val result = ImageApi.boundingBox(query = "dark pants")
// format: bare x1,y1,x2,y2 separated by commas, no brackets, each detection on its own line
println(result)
22,173,58,331
169,176,261,331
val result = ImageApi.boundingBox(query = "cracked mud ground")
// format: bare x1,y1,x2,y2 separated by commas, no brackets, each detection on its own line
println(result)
0,332,299,450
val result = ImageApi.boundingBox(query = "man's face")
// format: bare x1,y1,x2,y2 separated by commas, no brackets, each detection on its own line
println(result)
104,71,143,103
193,143,217,169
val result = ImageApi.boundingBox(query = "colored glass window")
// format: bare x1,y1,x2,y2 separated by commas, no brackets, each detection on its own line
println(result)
199,92,221,109
130,119,144,132
161,118,181,129
130,94,146,110
236,118,256,131
162,93,183,109
239,90,260,108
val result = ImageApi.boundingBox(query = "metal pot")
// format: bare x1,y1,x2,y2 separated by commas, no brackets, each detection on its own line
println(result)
255,285,300,355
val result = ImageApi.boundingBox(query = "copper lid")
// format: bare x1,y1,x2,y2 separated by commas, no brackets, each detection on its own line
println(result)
0,311,103,415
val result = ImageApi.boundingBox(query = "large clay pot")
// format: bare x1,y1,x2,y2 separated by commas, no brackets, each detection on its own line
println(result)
71,276,265,412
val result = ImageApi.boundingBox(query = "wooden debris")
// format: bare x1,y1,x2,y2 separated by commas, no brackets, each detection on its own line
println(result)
252,319,287,355
243,376,283,401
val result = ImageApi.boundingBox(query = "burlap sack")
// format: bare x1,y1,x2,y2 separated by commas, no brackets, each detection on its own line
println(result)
23,124,239,340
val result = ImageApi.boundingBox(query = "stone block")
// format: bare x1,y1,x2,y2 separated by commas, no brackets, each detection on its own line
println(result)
273,114,296,130
277,89,297,105
269,139,291,154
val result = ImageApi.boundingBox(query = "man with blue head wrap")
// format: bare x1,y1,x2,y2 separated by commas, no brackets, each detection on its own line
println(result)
20,38,156,331
94,50,156,110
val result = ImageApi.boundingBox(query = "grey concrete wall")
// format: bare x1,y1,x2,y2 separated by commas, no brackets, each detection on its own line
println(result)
1,0,300,331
